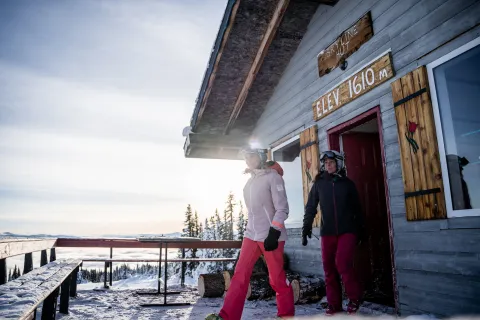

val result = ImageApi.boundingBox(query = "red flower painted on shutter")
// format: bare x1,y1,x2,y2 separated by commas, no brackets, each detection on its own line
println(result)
408,121,418,133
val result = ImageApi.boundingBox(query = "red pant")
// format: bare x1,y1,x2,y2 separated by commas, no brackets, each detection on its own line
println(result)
219,238,294,320
321,233,362,308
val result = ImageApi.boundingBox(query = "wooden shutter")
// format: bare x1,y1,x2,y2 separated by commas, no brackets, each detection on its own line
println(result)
299,126,321,227
390,66,446,221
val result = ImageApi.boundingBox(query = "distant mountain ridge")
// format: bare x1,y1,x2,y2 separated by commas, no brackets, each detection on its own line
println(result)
0,231,182,239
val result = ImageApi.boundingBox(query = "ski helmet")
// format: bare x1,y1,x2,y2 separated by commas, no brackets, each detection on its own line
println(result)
240,147,268,166
320,150,345,173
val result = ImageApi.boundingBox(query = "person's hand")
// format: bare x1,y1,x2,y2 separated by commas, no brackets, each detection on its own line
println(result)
264,227,281,251
302,224,312,246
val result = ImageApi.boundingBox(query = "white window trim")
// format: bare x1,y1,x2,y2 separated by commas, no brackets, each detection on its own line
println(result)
270,135,304,228
426,36,480,218
271,135,300,155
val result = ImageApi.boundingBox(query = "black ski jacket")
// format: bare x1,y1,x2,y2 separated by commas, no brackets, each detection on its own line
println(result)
303,171,364,237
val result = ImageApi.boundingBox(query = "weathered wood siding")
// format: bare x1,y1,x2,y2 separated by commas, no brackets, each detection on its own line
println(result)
255,0,480,317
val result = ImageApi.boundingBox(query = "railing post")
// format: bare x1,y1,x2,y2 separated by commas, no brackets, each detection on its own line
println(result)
50,248,56,262
59,275,71,314
41,287,59,320
41,250,48,266
70,266,79,297
181,248,186,287
104,262,108,288
0,259,6,285
109,247,113,286
23,253,33,275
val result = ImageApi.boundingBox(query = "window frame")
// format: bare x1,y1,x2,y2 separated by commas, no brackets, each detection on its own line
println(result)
271,134,303,228
426,36,480,218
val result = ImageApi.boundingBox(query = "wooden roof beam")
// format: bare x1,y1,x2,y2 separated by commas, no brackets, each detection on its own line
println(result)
224,0,290,135
194,1,241,131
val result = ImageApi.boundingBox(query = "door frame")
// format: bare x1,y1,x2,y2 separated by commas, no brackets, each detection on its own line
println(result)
326,106,399,313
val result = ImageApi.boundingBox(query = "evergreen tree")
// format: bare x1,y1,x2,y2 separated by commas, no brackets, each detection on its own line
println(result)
8,269,11,282
215,209,223,241
183,204,194,237
224,192,236,241
237,201,247,241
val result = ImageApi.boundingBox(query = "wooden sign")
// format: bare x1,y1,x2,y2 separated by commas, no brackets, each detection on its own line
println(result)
312,53,394,122
317,12,373,77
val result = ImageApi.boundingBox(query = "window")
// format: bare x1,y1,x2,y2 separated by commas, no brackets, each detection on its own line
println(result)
271,136,304,228
427,37,480,218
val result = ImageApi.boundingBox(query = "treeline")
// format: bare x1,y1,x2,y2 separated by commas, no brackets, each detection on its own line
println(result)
78,263,164,283
8,265,21,281
177,192,247,276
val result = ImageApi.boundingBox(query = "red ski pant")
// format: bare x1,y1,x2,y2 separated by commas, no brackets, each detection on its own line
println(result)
219,237,294,320
321,233,362,308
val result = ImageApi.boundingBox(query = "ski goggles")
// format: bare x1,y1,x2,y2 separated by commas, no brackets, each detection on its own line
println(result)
320,151,339,161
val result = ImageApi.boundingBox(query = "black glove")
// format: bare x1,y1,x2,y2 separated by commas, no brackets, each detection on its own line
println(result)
302,224,312,246
264,227,281,251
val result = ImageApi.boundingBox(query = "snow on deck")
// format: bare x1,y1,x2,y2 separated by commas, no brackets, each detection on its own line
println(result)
50,276,414,320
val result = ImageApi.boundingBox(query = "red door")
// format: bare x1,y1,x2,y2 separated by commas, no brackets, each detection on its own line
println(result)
342,132,393,306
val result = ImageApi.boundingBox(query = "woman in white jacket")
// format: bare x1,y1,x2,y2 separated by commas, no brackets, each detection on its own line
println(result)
207,148,295,320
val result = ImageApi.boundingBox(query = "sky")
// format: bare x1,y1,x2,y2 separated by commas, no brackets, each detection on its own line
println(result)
0,0,249,236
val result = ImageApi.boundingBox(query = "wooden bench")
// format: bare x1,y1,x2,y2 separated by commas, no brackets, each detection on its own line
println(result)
0,259,82,320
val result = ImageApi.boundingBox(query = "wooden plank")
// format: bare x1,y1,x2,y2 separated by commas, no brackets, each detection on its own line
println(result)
312,53,394,122
193,0,240,129
224,0,291,134
402,72,427,220
392,216,446,233
55,238,242,249
392,0,478,55
394,250,480,276
0,259,81,320
446,216,480,230
300,130,308,207
391,78,417,220
0,239,57,259
40,250,48,267
309,126,322,227
398,285,480,316
317,11,373,77
412,68,434,219
23,253,33,275
413,67,446,218
81,258,237,263
396,269,480,301
394,229,480,253
0,259,6,285
394,0,480,71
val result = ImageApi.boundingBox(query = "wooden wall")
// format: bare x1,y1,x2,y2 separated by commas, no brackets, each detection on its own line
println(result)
255,0,480,316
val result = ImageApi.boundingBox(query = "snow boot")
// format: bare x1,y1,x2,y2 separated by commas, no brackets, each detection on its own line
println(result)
205,313,224,320
346,300,361,314
325,304,343,316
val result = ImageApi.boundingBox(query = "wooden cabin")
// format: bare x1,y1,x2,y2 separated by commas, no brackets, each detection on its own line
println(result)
183,0,480,317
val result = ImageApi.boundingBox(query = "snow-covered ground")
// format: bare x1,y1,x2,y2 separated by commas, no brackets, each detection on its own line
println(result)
50,275,430,320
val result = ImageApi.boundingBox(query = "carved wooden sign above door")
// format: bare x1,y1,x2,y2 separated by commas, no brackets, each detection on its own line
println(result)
312,52,394,122
317,12,373,77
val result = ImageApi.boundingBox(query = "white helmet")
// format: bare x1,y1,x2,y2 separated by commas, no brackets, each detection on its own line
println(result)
320,150,345,173
240,147,268,165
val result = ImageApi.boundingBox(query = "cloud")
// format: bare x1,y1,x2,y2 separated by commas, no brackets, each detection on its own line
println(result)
0,0,250,236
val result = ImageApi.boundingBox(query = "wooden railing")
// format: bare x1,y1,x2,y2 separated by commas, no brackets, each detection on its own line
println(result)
1,238,242,286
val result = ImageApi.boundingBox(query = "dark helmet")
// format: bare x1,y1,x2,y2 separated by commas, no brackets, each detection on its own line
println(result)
320,150,345,173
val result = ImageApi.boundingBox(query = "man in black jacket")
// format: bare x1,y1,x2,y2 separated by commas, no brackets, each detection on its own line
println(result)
302,150,364,315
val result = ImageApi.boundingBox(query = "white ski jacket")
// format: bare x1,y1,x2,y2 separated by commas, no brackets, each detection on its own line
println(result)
243,168,289,242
